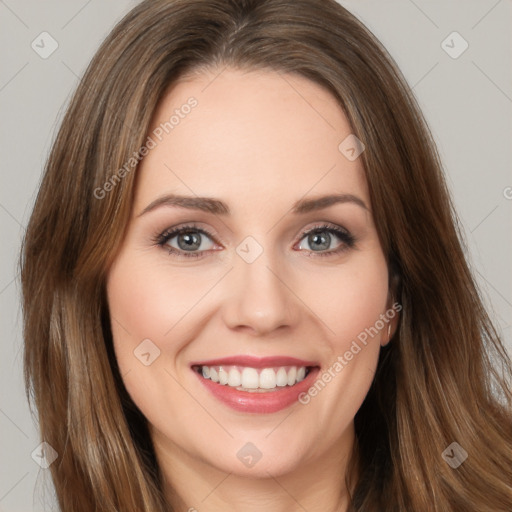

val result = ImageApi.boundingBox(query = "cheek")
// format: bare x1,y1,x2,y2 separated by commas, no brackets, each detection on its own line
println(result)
292,253,389,425
106,254,216,355
105,253,177,388
301,255,389,349
105,253,201,426
105,252,230,414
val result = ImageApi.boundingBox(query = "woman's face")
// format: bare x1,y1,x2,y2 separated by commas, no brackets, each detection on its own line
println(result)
106,67,395,479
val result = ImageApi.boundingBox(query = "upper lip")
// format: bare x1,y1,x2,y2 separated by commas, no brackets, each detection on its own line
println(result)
190,355,319,369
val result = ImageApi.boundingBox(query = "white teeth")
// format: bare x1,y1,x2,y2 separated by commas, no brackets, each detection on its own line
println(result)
241,367,259,389
198,365,310,390
218,367,229,385
259,368,277,389
287,366,297,386
276,368,288,387
228,368,241,387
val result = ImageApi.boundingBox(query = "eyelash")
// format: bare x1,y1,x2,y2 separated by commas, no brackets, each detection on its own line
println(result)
153,222,356,259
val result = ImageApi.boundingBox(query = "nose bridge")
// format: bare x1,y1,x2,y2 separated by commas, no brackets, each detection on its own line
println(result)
222,237,298,335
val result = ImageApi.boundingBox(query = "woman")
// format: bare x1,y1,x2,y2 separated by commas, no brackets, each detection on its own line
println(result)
20,0,512,510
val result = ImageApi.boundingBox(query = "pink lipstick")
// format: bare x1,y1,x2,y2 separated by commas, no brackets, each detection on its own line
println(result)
190,355,320,413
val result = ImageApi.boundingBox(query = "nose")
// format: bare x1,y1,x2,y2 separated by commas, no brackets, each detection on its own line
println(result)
221,247,300,336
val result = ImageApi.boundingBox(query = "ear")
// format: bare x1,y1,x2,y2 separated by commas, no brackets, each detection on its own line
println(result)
381,299,400,347
381,259,401,346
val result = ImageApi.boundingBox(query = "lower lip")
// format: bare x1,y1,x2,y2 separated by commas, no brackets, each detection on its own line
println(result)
194,367,320,414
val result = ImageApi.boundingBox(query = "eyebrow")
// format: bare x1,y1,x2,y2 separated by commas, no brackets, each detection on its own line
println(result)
138,193,368,217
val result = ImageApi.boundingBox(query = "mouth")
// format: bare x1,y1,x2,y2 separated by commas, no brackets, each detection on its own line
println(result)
190,356,320,413
193,364,312,391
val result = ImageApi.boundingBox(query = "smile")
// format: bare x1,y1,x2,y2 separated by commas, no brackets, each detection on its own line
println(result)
190,356,320,413
196,365,308,391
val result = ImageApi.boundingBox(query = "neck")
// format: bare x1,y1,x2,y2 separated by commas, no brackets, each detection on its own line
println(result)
154,424,357,512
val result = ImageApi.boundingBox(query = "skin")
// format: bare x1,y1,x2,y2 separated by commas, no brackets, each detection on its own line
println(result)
106,67,398,512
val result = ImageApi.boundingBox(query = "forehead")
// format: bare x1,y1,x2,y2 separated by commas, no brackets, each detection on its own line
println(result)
135,67,369,214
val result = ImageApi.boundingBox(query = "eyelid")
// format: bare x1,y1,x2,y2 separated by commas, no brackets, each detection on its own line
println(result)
296,222,351,241
294,222,356,255
154,223,221,251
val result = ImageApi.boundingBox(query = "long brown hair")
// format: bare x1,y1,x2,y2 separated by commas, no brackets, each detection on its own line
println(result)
20,0,512,510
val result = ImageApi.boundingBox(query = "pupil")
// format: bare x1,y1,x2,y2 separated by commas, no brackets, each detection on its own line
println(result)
178,232,201,251
310,231,330,251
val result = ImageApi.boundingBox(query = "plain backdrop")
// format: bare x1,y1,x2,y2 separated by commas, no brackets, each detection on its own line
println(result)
0,1,511,510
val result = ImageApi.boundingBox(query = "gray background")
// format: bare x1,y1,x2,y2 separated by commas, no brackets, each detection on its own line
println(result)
1,0,510,510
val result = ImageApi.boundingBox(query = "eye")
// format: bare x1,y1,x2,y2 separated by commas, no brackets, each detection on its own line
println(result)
154,222,356,259
296,223,356,257
154,224,217,258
